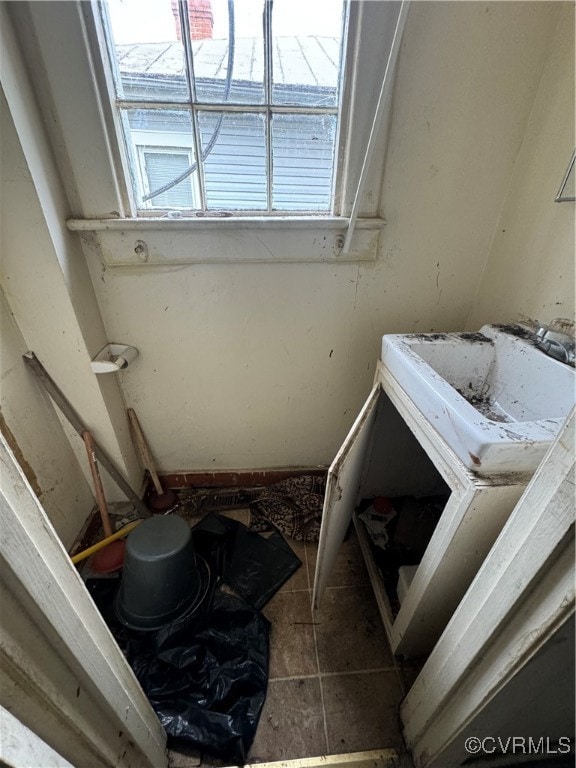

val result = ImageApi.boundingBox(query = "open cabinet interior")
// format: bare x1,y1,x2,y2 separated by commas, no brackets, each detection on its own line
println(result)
313,366,528,660
362,391,450,502
355,391,451,621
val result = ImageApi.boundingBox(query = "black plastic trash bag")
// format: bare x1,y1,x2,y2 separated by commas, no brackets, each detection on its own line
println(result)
224,524,302,609
86,513,302,762
191,513,302,610
130,589,270,763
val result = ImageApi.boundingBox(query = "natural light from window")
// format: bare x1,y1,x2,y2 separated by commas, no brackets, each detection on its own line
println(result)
102,0,346,214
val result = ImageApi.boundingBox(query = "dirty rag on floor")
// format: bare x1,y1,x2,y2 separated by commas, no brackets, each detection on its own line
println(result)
249,474,326,541
87,513,302,763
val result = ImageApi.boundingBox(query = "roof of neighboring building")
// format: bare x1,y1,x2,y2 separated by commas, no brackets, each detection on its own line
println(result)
116,37,340,87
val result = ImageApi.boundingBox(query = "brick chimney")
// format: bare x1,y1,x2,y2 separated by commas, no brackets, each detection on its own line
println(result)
172,0,213,41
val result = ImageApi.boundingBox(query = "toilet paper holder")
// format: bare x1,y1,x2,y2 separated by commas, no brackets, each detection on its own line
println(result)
91,343,139,374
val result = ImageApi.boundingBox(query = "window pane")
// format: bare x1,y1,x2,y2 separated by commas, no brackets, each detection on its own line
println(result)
271,0,344,107
198,111,266,210
144,151,194,208
272,113,336,211
122,108,197,208
193,0,265,105
105,0,188,102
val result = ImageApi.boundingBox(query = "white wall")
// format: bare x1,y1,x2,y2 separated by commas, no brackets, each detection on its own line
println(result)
468,4,575,329
2,2,569,480
83,2,563,472
0,66,142,534
0,290,93,548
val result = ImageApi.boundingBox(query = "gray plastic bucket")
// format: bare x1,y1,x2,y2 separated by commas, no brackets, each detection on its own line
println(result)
115,515,201,631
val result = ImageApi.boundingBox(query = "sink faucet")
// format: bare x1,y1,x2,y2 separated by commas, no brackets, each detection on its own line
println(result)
534,322,575,367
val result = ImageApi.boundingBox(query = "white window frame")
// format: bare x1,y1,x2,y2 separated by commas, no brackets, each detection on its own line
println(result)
101,1,344,217
135,143,199,210
7,0,402,262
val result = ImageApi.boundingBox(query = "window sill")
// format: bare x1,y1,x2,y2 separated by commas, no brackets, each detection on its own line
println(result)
67,215,385,232
69,216,385,265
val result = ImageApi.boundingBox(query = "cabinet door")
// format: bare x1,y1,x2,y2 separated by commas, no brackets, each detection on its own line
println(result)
312,384,380,609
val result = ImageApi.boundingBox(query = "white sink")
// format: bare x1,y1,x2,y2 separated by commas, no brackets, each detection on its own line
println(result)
381,324,575,475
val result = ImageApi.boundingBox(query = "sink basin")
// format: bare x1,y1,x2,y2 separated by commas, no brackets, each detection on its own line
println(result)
381,324,575,475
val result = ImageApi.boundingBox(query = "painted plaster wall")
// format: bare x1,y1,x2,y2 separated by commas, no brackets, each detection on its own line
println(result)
0,289,93,548
83,2,562,472
468,4,575,329
0,83,141,529
339,1,564,369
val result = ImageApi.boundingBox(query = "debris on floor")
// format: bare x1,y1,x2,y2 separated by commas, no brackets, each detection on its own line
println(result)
87,512,302,763
249,474,326,541
358,497,397,549
176,486,260,519
359,495,448,614
173,474,327,542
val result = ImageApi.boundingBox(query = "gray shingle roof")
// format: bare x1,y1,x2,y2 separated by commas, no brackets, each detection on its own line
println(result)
116,37,340,87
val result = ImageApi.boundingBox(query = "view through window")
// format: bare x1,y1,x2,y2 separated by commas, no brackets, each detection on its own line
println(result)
102,0,346,213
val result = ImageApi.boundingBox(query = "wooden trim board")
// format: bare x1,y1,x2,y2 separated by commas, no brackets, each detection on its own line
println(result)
0,432,167,768
224,749,403,768
0,706,74,768
159,467,328,489
70,467,329,554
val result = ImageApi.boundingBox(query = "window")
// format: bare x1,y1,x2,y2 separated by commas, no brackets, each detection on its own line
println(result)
139,148,197,208
11,0,399,262
101,0,346,214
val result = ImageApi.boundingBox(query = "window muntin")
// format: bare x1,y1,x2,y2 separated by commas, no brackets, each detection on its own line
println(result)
123,107,199,209
101,0,346,214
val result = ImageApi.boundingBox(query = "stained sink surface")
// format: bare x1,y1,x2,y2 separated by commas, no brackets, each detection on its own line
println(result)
381,325,575,475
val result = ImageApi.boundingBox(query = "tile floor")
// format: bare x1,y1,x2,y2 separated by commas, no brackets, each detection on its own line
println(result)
93,505,414,765
248,529,409,762
164,509,417,767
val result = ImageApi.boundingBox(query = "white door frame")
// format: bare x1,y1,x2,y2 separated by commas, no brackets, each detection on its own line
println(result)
1,403,572,768
0,705,74,768
0,433,167,768
401,408,575,768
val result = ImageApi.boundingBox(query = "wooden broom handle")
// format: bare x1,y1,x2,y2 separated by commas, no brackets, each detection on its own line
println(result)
83,431,113,538
127,408,164,496
23,352,151,519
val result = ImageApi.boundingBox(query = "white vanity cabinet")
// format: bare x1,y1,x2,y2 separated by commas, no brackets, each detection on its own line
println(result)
312,360,530,659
